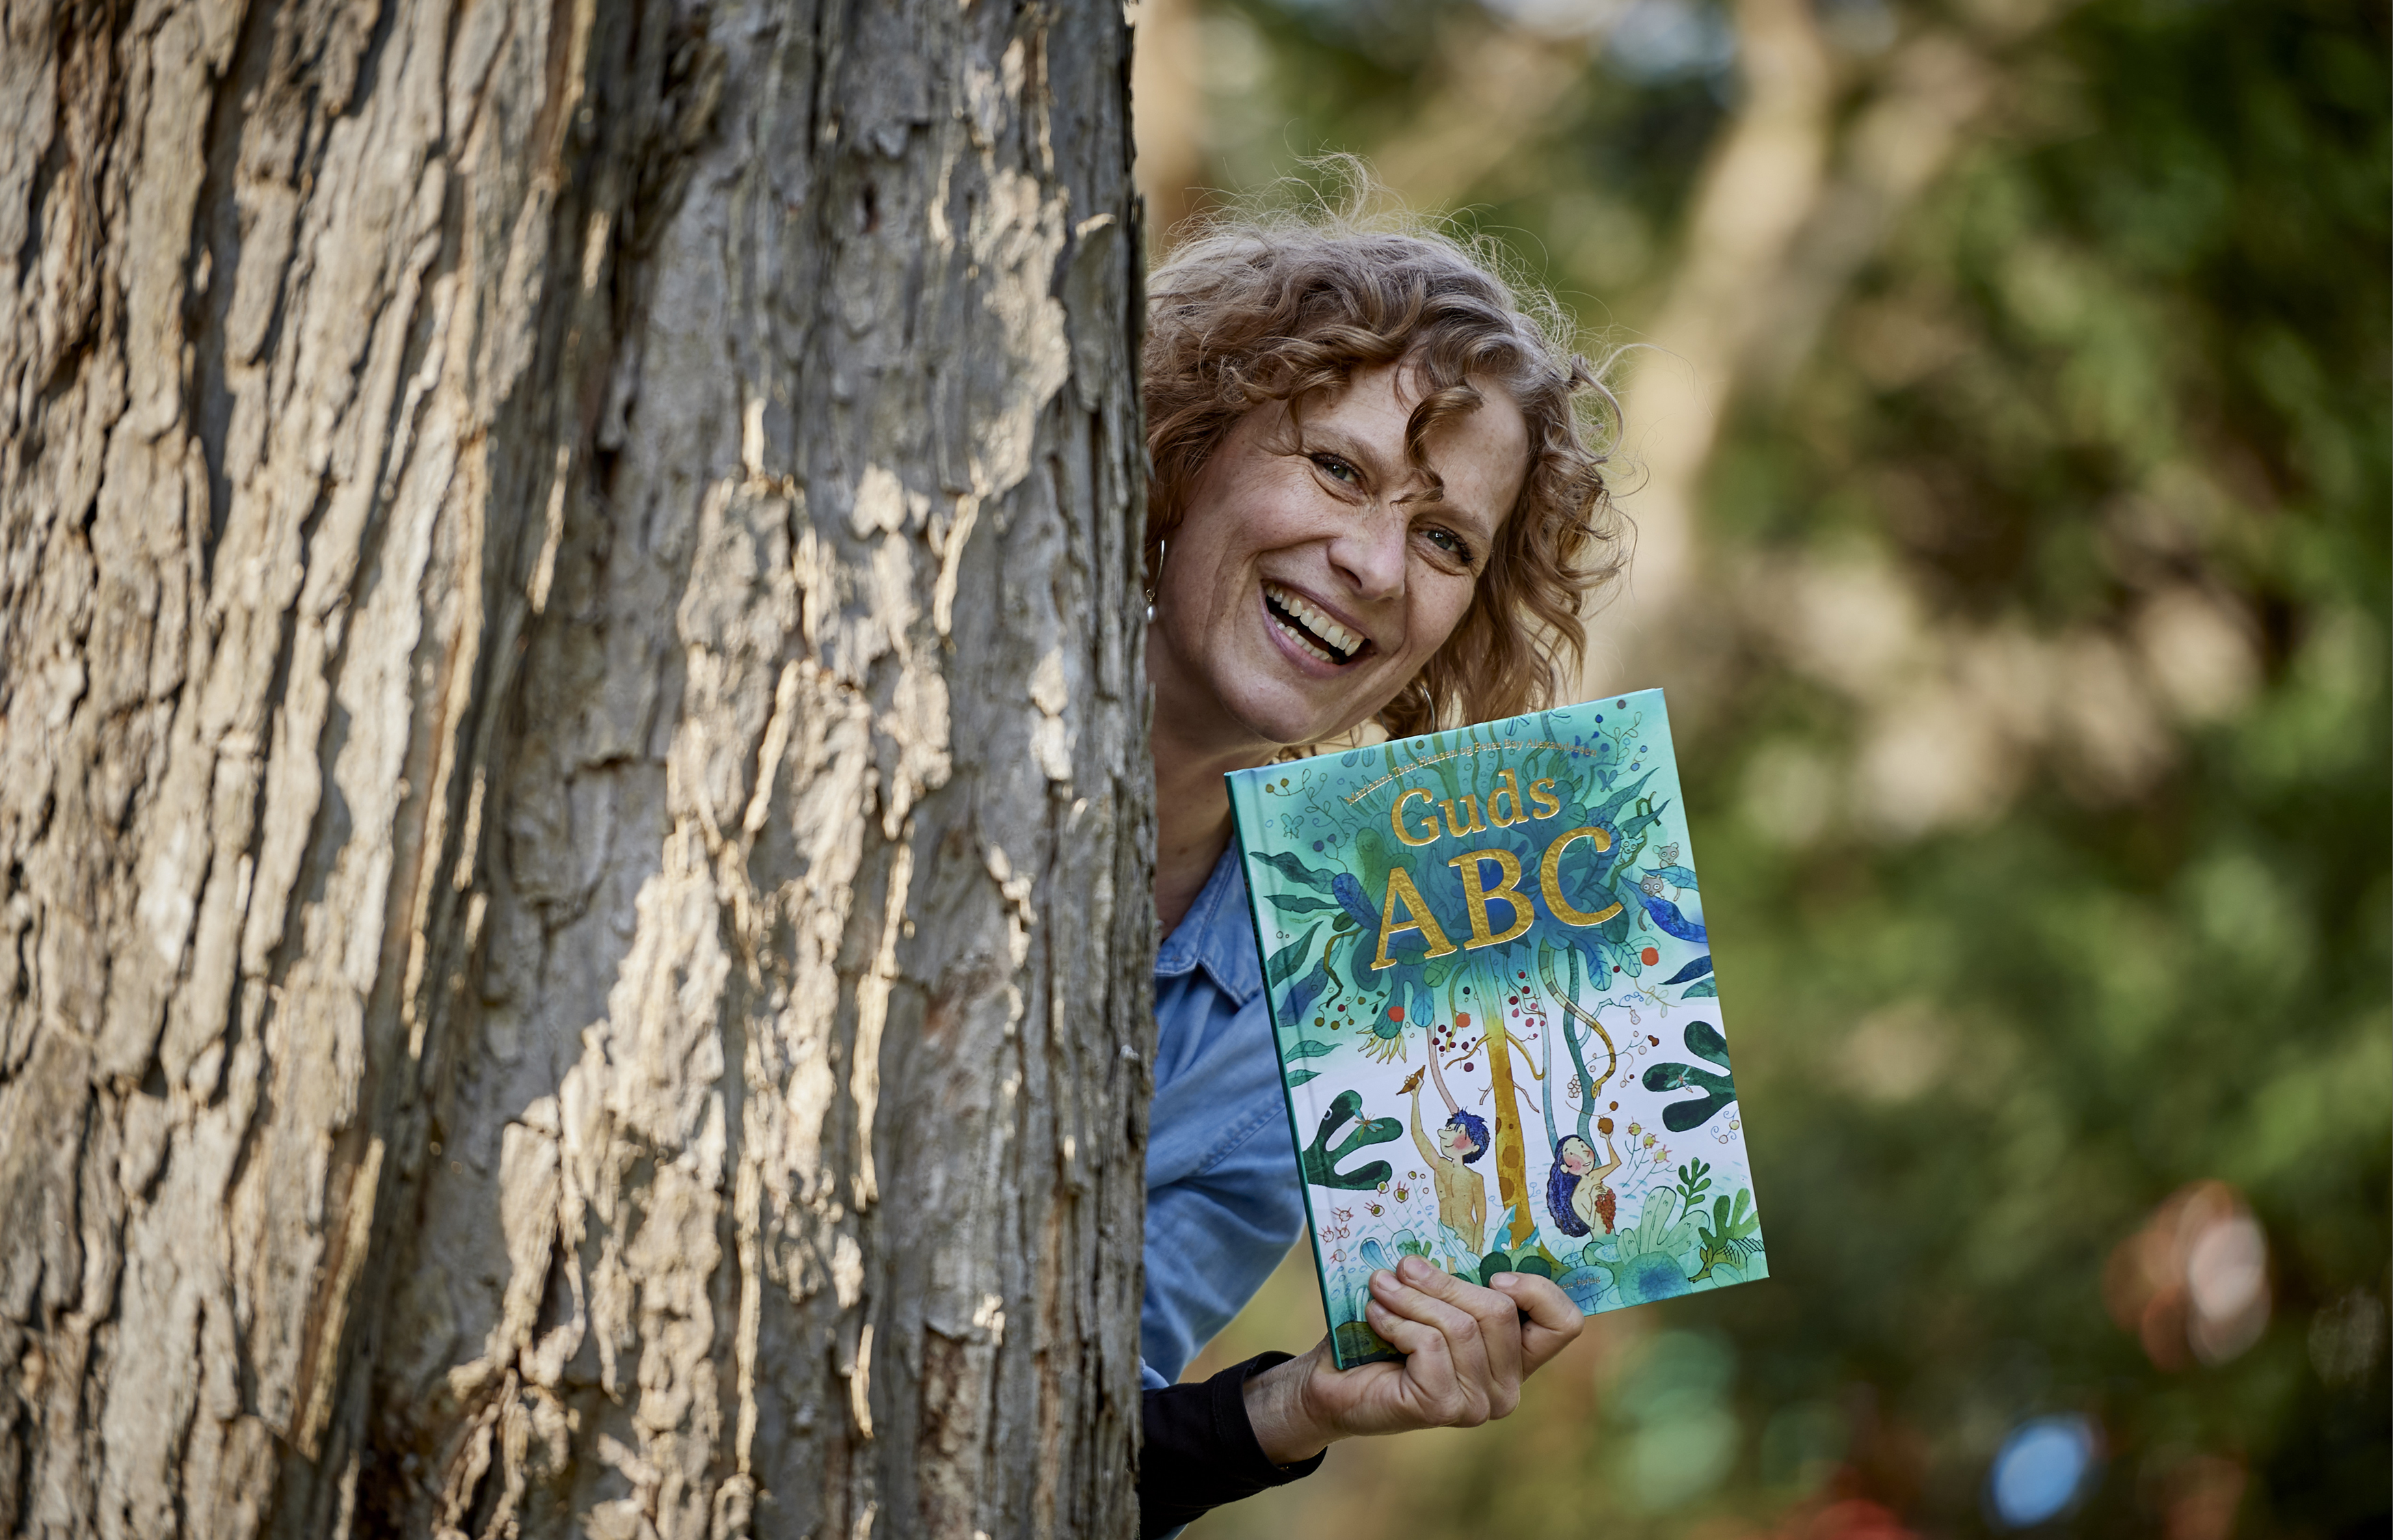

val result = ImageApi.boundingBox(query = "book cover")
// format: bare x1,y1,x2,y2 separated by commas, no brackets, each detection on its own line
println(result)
1226,689,1767,1368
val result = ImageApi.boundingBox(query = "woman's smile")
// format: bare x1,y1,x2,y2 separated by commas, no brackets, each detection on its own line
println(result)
1260,581,1373,668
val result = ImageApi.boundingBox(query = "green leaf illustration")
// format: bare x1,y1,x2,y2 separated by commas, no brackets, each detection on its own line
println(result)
1266,922,1324,985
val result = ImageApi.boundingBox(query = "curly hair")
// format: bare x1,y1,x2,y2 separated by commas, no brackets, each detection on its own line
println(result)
1143,191,1626,738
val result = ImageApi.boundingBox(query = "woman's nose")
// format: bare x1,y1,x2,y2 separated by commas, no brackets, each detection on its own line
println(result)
1326,509,1408,599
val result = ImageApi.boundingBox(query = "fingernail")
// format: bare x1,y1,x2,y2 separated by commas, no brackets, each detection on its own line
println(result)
1371,1269,1397,1291
1398,1256,1430,1280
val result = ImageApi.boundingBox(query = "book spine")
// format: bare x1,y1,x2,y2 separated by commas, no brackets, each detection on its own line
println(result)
1222,771,1358,1371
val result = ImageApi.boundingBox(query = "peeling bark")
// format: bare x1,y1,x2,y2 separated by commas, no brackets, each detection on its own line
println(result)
0,0,1148,1535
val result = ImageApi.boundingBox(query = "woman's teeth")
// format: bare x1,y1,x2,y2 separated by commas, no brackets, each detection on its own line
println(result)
1264,583,1363,664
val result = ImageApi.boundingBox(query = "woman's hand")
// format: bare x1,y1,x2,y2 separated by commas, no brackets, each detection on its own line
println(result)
1240,1255,1583,1463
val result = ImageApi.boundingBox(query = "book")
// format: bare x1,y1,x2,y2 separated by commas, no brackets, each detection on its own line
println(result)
1225,689,1767,1368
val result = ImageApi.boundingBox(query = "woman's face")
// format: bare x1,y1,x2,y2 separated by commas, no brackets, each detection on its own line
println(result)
1149,362,1530,753
1560,1137,1594,1174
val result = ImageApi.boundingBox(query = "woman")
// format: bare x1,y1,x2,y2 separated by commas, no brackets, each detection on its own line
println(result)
1129,207,1622,1537
1549,1124,1624,1239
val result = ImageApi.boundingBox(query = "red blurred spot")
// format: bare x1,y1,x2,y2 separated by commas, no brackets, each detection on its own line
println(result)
1387,1006,1404,1022
1778,1498,1919,1540
2162,1455,2247,1540
1640,946,1659,965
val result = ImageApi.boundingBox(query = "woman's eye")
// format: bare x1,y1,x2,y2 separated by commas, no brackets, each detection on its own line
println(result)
1423,526,1476,565
1311,453,1361,486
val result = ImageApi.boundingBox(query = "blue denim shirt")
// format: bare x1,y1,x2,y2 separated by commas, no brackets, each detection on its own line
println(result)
1141,844,1307,1390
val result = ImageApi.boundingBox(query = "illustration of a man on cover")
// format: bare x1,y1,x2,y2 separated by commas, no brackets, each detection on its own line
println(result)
1402,1050,1491,1256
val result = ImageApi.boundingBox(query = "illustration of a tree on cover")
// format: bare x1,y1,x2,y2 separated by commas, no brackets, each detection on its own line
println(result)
1253,705,1752,1288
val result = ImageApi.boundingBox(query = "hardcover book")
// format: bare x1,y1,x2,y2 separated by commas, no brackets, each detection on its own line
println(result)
1226,689,1767,1368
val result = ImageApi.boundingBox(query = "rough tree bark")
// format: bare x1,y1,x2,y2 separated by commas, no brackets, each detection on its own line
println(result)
0,0,1150,1536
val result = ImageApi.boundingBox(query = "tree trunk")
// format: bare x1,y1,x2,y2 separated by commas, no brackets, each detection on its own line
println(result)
1480,1012,1532,1254
0,1,1150,1536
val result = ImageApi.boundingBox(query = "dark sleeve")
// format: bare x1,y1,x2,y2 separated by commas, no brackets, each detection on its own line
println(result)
1138,1351,1328,1539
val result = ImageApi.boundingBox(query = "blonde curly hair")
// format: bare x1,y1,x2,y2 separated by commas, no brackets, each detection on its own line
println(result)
1143,193,1625,738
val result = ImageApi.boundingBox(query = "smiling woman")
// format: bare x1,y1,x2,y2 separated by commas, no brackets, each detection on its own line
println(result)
1152,362,1524,752
1145,212,1625,740
1132,198,1631,1539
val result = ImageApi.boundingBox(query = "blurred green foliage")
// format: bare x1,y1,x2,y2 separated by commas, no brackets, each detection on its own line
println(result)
1166,0,2389,1534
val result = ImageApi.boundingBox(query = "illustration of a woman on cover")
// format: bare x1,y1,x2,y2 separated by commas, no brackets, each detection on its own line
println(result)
1547,1126,1621,1237
1128,176,1625,1537
1541,947,1624,1237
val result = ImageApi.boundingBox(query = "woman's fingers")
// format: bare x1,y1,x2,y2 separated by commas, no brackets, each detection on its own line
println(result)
1359,1294,1447,1373
1398,1257,1527,1405
1360,1293,1460,1420
1454,1267,1530,1395
1367,1269,1484,1418
1373,1258,1518,1422
1491,1271,1584,1374
1343,1261,1588,1437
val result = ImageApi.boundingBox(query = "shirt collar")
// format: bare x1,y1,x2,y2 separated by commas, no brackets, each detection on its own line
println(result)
1154,843,1264,1006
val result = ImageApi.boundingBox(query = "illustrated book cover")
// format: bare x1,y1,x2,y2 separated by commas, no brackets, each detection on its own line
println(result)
1226,689,1767,1368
